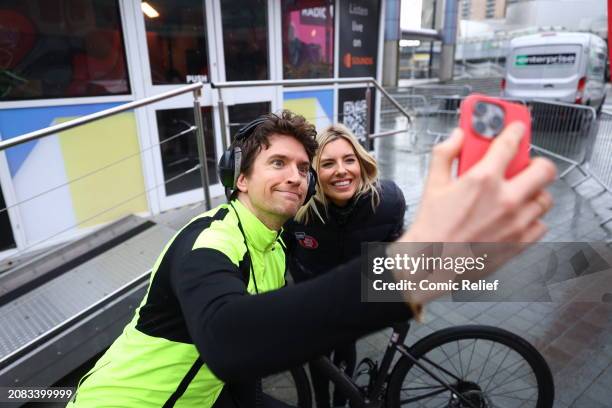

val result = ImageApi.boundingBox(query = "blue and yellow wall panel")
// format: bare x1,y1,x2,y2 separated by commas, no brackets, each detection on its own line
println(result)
0,103,147,245
283,89,334,131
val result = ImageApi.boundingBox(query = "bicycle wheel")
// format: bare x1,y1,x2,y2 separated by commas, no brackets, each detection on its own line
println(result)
386,325,554,408
262,366,313,408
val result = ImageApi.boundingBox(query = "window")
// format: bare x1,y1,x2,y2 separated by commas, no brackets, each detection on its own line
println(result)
221,0,269,81
281,0,334,79
156,108,218,196
228,102,271,141
143,0,210,84
588,49,606,80
461,0,470,18
0,0,129,100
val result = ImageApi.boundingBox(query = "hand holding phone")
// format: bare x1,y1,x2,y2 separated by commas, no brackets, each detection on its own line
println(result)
457,94,531,178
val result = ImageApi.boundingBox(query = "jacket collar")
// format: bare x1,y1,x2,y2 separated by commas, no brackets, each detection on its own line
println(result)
317,191,369,226
231,199,281,252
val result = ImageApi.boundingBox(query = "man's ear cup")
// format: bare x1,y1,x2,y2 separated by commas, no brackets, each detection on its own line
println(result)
218,148,236,189
304,168,317,203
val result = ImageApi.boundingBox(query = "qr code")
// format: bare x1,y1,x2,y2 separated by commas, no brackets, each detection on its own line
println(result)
343,100,368,145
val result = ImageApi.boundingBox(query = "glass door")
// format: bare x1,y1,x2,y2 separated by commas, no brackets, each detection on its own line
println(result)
130,0,223,211
210,0,281,150
227,102,272,140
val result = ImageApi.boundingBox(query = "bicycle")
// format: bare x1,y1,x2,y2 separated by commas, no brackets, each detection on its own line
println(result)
263,321,554,408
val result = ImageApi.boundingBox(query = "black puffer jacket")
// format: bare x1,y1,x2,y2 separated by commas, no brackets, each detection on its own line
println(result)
283,180,406,282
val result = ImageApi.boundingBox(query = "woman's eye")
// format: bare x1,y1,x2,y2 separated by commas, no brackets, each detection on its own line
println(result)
321,162,334,168
346,158,356,164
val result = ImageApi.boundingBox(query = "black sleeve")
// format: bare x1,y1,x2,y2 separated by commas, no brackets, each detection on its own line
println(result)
172,247,411,383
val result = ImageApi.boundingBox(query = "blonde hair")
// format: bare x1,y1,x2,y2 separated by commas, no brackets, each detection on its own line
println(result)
295,124,380,224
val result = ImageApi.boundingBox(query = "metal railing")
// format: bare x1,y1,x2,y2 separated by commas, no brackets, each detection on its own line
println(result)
0,83,212,209
0,82,214,256
211,77,414,147
0,78,418,257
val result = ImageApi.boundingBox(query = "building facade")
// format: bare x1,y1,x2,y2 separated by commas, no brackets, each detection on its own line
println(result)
0,0,385,258
460,0,507,21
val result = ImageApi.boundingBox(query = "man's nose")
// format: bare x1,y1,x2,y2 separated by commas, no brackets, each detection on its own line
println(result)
287,165,303,184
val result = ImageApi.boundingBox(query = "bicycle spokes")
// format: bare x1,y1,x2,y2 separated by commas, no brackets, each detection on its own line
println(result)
398,338,540,408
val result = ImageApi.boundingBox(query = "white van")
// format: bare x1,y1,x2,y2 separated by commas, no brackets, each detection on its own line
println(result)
502,32,608,112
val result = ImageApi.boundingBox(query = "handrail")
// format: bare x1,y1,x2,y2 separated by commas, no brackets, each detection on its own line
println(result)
0,82,212,211
0,83,204,152
211,77,375,89
211,77,413,146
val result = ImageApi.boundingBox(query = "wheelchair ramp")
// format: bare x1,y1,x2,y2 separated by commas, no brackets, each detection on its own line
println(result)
0,218,176,399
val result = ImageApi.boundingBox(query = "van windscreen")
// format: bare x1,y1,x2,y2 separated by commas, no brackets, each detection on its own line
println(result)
509,44,582,79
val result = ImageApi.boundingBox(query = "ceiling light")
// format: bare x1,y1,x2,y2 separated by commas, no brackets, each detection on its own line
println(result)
141,2,159,18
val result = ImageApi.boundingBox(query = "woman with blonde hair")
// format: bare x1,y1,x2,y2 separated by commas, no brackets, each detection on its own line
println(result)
283,123,406,408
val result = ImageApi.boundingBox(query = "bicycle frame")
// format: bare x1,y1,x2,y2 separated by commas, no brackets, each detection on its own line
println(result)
311,322,481,408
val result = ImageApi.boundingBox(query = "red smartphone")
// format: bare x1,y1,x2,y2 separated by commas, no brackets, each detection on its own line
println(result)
457,94,531,178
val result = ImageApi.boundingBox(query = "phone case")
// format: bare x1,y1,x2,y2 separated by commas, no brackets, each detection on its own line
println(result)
457,94,531,179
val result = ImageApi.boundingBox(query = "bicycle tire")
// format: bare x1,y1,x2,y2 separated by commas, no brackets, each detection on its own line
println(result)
262,366,313,408
386,325,554,408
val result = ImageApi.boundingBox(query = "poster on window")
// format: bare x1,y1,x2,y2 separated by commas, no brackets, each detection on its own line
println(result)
338,0,380,78
338,87,376,151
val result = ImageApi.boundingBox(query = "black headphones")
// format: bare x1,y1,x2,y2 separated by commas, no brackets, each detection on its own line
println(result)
217,115,318,203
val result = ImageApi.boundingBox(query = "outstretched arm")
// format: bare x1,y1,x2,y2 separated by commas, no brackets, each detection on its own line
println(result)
173,248,409,382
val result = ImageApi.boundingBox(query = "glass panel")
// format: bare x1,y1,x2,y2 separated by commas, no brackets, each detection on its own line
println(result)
156,108,218,196
400,40,440,80
228,102,271,141
281,0,334,79
0,0,130,100
0,184,16,252
143,0,210,85
221,0,269,81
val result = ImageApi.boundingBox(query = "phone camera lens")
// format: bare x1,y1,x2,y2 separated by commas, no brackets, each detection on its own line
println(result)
474,121,487,134
474,102,488,117
490,115,504,129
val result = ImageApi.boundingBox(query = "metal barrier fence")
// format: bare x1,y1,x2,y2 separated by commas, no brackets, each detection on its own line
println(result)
529,100,597,177
387,84,472,104
588,112,612,194
391,91,611,234
411,96,599,174
380,94,428,150
382,85,473,152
